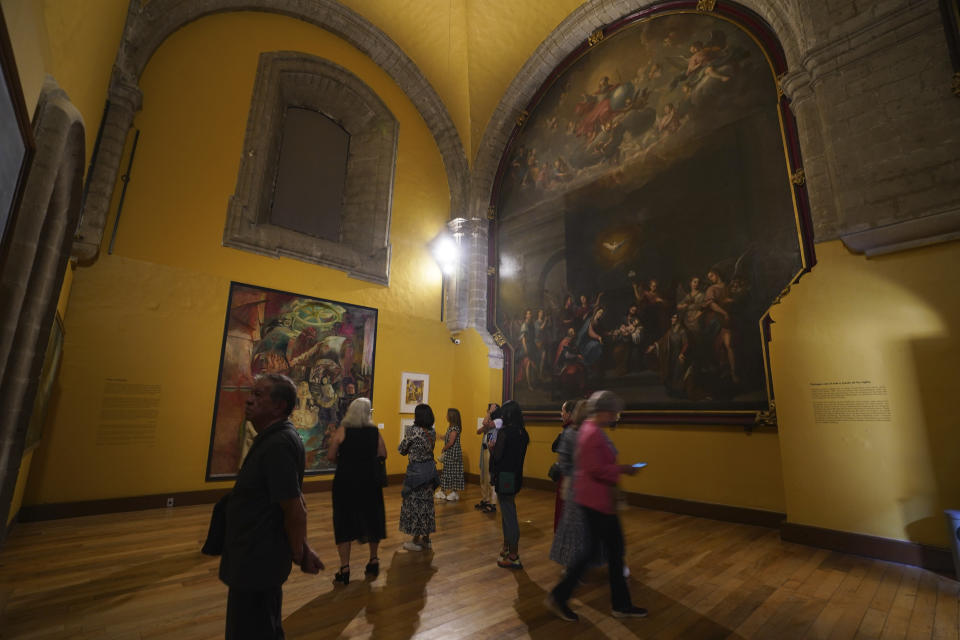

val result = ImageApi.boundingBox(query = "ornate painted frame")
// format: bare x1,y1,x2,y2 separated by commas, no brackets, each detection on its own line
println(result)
486,0,816,428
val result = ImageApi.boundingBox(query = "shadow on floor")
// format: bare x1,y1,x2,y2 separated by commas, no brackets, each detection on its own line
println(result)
283,547,438,639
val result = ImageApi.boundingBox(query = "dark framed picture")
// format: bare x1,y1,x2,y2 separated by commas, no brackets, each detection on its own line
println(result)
206,282,378,479
489,3,814,425
0,6,35,270
941,0,960,97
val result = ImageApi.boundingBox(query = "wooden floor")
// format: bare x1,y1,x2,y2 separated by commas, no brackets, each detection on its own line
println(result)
0,486,957,639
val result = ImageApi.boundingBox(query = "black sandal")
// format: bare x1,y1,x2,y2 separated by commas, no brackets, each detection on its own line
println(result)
333,565,350,585
365,557,380,578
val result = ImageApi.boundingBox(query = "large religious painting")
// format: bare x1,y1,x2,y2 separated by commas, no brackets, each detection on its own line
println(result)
206,282,378,478
491,4,813,423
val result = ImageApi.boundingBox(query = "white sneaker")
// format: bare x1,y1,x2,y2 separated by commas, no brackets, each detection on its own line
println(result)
445,491,459,501
403,541,423,552
434,490,446,500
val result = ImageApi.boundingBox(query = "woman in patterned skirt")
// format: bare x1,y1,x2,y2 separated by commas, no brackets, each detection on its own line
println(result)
550,400,606,568
399,403,438,551
435,408,465,501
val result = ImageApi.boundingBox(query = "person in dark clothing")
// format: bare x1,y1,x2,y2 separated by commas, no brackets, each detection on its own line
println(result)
220,373,324,639
326,396,387,585
490,400,530,569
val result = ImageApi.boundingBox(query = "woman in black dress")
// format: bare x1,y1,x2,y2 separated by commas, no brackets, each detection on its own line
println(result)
327,397,387,585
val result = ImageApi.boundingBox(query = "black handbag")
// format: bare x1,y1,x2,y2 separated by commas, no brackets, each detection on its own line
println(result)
547,462,562,483
497,471,517,495
201,492,229,556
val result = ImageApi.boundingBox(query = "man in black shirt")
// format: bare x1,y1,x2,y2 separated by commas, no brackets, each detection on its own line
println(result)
220,373,324,639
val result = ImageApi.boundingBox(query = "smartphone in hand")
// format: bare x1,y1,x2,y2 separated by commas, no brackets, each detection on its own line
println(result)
631,462,648,468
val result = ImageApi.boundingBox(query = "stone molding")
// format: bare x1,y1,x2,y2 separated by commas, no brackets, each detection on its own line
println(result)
0,78,85,534
224,52,397,285
786,2,938,99
74,0,467,265
841,206,960,256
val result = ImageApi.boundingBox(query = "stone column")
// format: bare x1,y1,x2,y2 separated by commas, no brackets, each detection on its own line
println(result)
71,75,141,264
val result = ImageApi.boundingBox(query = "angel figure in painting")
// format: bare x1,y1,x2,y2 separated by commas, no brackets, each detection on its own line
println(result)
702,268,738,384
670,31,731,90
676,276,705,334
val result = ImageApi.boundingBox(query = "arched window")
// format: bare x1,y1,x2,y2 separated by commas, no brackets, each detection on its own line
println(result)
224,52,398,285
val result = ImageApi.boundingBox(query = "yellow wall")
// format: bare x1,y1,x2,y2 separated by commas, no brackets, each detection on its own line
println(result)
7,264,74,523
6,448,32,525
7,2,956,554
1,0,52,114
23,12,479,503
523,420,786,513
342,0,471,160
770,240,960,548
464,0,583,162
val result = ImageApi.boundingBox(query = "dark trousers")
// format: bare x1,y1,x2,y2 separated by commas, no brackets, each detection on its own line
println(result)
226,586,284,639
551,506,631,611
499,492,519,548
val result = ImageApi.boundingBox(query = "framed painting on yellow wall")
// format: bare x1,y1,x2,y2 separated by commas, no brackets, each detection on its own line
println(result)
488,3,816,426
206,282,378,479
399,417,415,445
399,371,429,414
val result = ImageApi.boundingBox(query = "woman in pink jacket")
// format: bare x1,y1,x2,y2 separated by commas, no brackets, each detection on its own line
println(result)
544,390,647,622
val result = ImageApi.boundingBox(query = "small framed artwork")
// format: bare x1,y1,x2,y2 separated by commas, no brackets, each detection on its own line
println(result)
400,417,415,444
399,371,429,413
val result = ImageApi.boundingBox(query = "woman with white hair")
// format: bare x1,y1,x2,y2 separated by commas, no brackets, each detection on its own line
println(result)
326,397,387,585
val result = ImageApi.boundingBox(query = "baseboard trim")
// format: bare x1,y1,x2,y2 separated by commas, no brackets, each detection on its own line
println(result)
467,473,784,528
624,492,786,529
15,478,955,575
16,474,407,522
781,522,955,575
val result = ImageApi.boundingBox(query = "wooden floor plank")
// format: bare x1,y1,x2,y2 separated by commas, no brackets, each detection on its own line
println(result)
1,486,956,640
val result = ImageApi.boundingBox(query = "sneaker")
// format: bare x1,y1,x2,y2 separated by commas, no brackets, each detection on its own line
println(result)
497,554,523,569
611,606,648,619
434,490,446,500
445,491,459,501
474,500,488,510
402,541,423,552
543,595,579,622
422,539,433,550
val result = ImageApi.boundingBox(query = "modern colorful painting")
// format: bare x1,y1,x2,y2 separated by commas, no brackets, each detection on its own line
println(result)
492,8,812,420
206,282,378,478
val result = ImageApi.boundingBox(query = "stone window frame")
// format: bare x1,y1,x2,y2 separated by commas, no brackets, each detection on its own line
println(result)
224,51,398,285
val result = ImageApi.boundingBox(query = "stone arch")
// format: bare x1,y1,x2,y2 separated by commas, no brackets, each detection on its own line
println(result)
74,0,469,263
0,78,85,533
